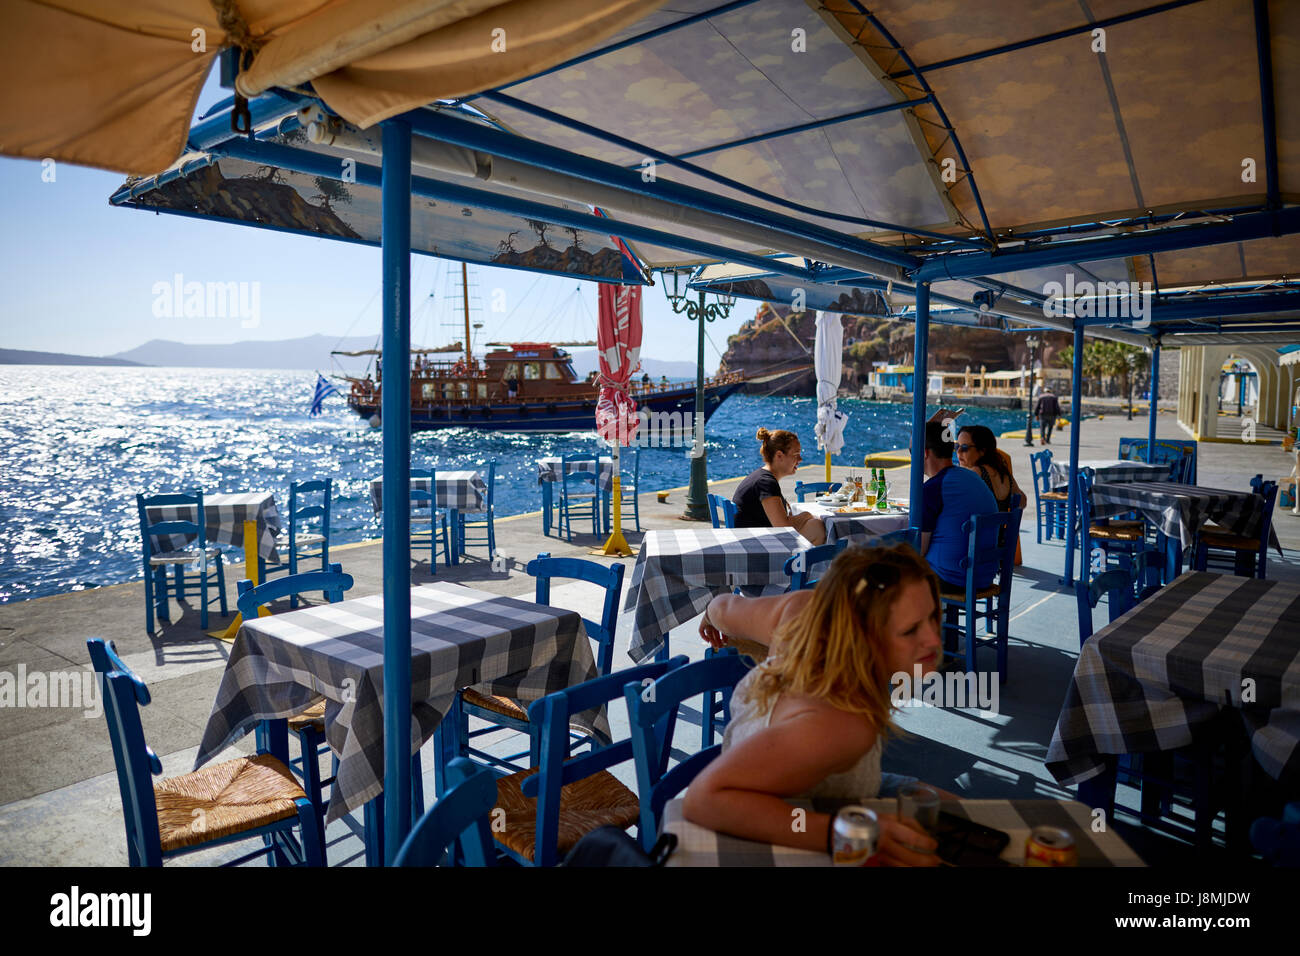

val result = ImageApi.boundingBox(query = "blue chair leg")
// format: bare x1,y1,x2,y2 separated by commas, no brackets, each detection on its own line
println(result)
199,558,209,630
654,634,670,663
296,726,328,852
174,564,184,601
143,563,155,634
294,799,325,866
215,554,228,617
964,595,977,673
154,566,170,623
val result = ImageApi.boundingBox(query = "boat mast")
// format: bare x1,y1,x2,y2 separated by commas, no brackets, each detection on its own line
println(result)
461,261,472,367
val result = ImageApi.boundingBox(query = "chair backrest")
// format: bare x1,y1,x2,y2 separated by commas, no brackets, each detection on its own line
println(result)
624,653,753,850
410,467,437,514
136,491,206,559
1030,449,1054,496
874,527,921,551
560,453,597,490
1254,479,1279,576
87,638,165,866
481,460,496,509
527,552,626,675
706,493,725,529
957,508,1019,591
1074,468,1100,573
1119,437,1197,479
783,538,848,590
1075,568,1138,644
521,656,689,866
719,497,738,529
289,479,331,531
236,565,352,619
393,757,498,867
793,481,841,502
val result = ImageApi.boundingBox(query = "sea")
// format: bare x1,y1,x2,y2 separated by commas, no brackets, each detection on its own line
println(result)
0,366,1027,604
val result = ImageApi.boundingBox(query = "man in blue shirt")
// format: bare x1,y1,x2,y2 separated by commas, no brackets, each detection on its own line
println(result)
917,421,998,590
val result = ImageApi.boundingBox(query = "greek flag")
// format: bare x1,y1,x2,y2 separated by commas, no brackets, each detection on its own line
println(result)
309,373,340,417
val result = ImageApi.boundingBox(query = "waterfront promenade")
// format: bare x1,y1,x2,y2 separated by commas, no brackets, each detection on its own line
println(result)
1,413,1295,866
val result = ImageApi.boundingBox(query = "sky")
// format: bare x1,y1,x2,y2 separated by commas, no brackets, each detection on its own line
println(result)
0,70,753,371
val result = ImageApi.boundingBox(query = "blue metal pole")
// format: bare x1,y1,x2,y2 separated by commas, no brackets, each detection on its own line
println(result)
909,282,931,532
1062,323,1085,586
380,119,413,864
1148,342,1160,462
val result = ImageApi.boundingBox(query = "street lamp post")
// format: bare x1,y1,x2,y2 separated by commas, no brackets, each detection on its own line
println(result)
1023,335,1040,447
663,271,734,521
1126,352,1136,421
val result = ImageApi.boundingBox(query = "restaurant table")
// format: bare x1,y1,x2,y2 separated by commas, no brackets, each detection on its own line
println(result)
1046,571,1300,795
195,581,608,834
145,491,283,563
1089,480,1281,581
660,797,1144,866
623,527,811,663
1049,458,1169,490
792,500,910,544
536,456,614,536
370,470,488,564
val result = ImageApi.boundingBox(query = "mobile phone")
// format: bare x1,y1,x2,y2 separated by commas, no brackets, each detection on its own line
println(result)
933,811,1012,867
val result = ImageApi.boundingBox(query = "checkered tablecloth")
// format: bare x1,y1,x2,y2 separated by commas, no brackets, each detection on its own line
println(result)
1050,459,1169,490
195,582,607,821
623,527,810,663
537,456,614,492
145,492,282,563
793,501,910,544
369,471,487,516
1046,571,1300,787
661,797,1143,866
1090,479,1278,550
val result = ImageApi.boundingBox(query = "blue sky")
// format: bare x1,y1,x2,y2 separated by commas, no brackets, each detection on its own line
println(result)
0,70,752,370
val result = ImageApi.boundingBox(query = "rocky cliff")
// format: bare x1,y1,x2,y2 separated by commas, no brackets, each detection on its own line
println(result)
719,302,1076,395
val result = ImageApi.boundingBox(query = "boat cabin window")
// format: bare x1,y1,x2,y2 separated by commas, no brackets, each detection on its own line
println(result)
459,382,470,399
477,383,488,399
523,362,541,380
503,363,519,380
421,384,438,400
544,362,564,380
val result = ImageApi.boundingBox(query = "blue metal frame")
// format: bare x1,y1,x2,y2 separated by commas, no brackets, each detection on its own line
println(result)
380,119,413,864
204,137,815,284
1254,0,1280,209
908,282,931,533
1148,341,1161,462
1061,322,1086,586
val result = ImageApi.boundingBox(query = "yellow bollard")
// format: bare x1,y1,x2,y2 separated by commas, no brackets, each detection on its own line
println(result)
212,519,270,641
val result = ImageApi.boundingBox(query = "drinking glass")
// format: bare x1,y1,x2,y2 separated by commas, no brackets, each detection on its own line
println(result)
896,783,940,849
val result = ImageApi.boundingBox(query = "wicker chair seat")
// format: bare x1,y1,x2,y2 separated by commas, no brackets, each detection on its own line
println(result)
277,532,326,548
493,768,640,862
461,688,529,722
288,698,327,733
939,581,1001,601
1089,521,1145,542
154,753,306,853
148,547,221,565
1040,490,1069,500
1198,529,1261,551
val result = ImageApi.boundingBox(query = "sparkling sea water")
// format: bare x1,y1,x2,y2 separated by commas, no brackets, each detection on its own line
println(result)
0,366,1026,603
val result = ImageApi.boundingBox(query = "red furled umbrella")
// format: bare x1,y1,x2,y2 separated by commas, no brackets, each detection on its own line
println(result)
594,283,642,555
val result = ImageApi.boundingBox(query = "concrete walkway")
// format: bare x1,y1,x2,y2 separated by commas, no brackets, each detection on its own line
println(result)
2,413,1295,866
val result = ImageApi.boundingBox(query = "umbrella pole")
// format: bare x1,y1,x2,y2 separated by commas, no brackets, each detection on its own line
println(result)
596,439,635,556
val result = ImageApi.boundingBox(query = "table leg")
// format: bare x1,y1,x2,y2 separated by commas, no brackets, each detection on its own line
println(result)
214,519,267,641
449,509,460,566
1076,757,1118,821
1163,535,1182,584
542,483,553,536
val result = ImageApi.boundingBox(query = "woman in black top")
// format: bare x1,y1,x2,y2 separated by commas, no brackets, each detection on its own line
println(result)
956,424,1025,565
731,428,827,545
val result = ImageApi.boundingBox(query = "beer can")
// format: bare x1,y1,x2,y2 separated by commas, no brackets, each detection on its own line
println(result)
1024,826,1077,866
831,806,879,866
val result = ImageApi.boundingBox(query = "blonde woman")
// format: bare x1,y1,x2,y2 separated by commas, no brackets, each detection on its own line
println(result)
687,545,948,865
731,427,826,545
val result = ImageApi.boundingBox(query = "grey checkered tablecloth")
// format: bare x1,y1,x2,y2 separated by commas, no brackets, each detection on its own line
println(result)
145,492,282,563
195,581,608,821
369,470,487,516
793,501,910,544
536,456,614,492
1089,479,1279,550
1050,459,1169,490
623,527,810,663
662,797,1144,866
1046,571,1300,787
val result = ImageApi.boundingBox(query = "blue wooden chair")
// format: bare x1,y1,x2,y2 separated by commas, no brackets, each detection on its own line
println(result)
1119,438,1197,483
784,538,848,590
559,454,600,542
459,460,497,557
793,480,841,502
393,758,498,867
87,637,324,867
1193,477,1278,579
136,491,228,634
236,566,353,849
1166,455,1193,484
706,493,737,529
874,527,921,550
264,479,332,607
625,652,753,850
1030,449,1068,543
451,554,626,775
489,657,689,866
1075,469,1147,591
938,507,1022,683
410,468,452,570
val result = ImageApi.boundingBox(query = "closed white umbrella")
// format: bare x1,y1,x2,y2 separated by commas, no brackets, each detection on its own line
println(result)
813,310,847,479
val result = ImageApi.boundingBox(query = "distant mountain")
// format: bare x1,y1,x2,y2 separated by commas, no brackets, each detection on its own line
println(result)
109,335,381,371
0,348,146,367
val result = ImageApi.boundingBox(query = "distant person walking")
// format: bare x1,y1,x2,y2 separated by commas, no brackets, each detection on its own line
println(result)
1035,388,1061,444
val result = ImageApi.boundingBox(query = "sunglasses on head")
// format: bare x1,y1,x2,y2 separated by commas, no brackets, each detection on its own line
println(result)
856,562,902,594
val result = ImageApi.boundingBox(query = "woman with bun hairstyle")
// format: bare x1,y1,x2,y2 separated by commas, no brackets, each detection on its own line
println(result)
730,427,826,545
687,544,949,864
